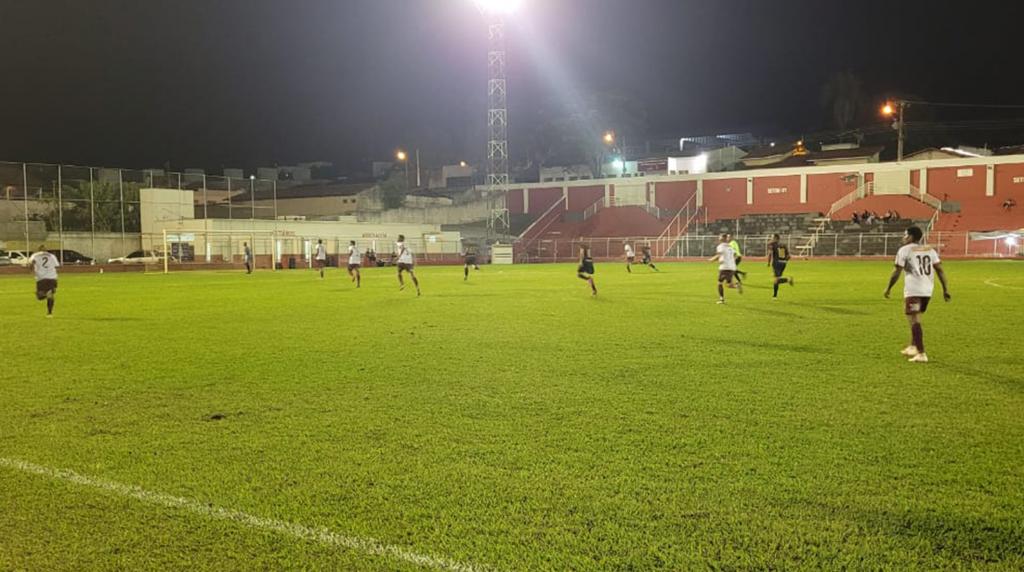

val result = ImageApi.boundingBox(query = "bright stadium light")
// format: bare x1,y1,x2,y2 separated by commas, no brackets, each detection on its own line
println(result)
475,0,522,14
603,131,615,145
395,150,407,161
881,102,894,116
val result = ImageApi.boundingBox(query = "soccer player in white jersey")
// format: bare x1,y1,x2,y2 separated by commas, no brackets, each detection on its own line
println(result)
623,242,635,273
314,239,327,279
346,240,361,288
884,226,951,363
29,245,60,317
395,234,420,296
710,233,741,303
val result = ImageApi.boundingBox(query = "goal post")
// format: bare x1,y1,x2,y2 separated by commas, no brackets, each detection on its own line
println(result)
151,229,282,273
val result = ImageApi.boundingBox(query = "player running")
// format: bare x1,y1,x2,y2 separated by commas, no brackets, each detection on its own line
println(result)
314,239,327,279
243,242,253,274
29,245,59,317
767,233,794,298
462,241,480,281
624,242,635,273
640,244,659,271
884,226,950,363
710,233,741,303
727,234,747,283
347,240,361,287
577,243,597,296
395,234,420,295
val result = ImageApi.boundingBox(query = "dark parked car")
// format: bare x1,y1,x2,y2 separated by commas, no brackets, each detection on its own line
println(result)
48,249,94,264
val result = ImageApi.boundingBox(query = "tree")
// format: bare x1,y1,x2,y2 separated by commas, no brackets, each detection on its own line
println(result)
821,71,865,131
377,168,408,210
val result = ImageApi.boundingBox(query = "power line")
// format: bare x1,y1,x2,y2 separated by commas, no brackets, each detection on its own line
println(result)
902,100,1024,110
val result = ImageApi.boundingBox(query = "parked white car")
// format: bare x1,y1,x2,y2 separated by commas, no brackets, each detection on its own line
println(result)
108,250,168,264
6,250,32,267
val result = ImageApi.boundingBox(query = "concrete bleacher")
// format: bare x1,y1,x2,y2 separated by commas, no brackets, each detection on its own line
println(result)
707,213,819,236
832,195,935,222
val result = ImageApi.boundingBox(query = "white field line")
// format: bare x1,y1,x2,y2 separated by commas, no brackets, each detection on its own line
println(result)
0,457,492,572
984,278,1024,291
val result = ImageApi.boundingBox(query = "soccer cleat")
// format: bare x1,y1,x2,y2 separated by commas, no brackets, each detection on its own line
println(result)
717,299,725,304
400,284,406,291
46,314,53,318
901,345,919,357
908,353,929,363
789,277,795,287
737,282,744,294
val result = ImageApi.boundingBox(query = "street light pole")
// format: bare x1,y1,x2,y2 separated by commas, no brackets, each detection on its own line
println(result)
897,101,906,162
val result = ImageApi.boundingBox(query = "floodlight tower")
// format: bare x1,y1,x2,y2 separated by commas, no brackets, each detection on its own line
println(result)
476,0,519,235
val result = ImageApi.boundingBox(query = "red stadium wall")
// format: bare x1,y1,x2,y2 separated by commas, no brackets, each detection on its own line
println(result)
994,163,1024,199
702,178,748,221
566,185,604,212
910,170,920,189
807,173,858,213
527,187,563,214
927,165,986,202
507,189,524,215
653,180,697,211
751,175,803,213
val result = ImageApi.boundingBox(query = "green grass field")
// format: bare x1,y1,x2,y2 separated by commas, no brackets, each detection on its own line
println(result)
2,260,1022,571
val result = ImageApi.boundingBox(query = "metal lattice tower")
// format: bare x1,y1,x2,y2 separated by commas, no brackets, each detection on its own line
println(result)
486,15,510,235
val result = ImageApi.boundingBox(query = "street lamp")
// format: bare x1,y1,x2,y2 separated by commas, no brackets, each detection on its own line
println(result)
881,100,907,161
603,131,615,145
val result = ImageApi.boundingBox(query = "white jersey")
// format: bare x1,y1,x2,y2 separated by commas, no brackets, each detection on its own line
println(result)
895,243,940,298
396,241,413,264
315,244,327,261
716,243,736,271
30,252,60,281
625,245,635,258
348,245,361,265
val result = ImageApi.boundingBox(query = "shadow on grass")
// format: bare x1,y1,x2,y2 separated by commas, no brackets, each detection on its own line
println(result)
931,363,1024,389
684,334,819,355
786,301,873,316
854,507,1024,564
67,317,146,322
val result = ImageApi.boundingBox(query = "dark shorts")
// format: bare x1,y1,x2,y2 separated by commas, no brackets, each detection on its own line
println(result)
465,256,477,266
347,263,361,271
642,255,652,264
315,258,326,268
772,262,787,277
36,279,57,299
578,261,595,275
397,262,415,272
735,256,743,266
718,270,735,283
626,256,635,263
905,296,931,315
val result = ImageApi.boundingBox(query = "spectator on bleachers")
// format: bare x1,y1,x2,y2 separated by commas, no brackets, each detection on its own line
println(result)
865,212,875,225
1004,198,1017,212
893,210,902,221
851,212,860,225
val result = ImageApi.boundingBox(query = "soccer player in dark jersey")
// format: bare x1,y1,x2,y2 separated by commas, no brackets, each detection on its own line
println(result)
767,233,794,298
640,244,659,271
243,242,253,274
577,244,597,296
462,242,480,281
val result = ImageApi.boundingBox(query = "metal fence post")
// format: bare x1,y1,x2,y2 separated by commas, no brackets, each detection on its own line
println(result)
203,174,209,220
57,164,64,264
964,232,968,255
858,233,862,257
118,169,127,255
227,177,232,220
883,234,888,256
22,162,29,252
834,233,838,256
89,168,96,261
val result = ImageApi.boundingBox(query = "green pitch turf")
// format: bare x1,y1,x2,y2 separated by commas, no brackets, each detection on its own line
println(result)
1,260,1022,571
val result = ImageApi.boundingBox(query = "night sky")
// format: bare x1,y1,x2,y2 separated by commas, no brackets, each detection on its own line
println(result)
2,0,1023,171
